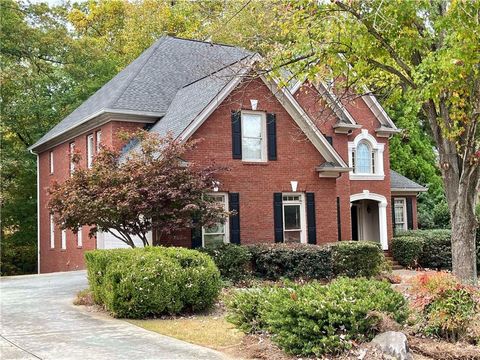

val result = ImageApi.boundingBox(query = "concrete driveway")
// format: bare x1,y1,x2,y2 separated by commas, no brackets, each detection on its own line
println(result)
0,271,226,360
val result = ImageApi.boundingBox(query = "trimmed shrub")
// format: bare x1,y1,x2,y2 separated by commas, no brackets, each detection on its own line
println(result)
226,278,408,356
200,243,251,282
85,247,221,318
247,243,333,280
332,241,385,277
392,236,424,267
393,229,480,270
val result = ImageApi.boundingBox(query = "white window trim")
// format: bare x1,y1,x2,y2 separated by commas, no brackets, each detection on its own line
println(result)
393,197,408,232
61,229,66,250
241,110,267,162
202,192,229,246
49,151,54,174
77,227,83,247
87,134,94,169
50,215,55,249
282,193,307,244
348,129,384,180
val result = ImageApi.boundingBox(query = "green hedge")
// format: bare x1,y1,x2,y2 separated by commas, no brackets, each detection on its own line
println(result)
200,244,251,282
85,247,221,318
226,278,408,356
332,241,384,278
392,229,480,269
202,241,385,282
247,243,334,280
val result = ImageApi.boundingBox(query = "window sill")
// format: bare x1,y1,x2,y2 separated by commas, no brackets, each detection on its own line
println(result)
76,246,83,249
60,249,67,252
349,173,385,181
242,161,269,166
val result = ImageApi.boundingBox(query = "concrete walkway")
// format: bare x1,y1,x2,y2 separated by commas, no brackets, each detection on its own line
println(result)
0,271,225,360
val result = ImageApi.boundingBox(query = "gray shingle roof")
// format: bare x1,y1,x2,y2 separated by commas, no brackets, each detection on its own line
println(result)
30,36,251,150
390,170,427,192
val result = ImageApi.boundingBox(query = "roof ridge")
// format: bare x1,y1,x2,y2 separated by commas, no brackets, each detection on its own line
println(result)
181,55,253,89
110,36,168,108
166,35,245,49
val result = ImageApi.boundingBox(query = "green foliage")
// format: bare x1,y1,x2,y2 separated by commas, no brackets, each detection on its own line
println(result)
247,243,333,280
410,272,479,344
0,240,37,275
200,244,251,283
332,241,385,278
226,278,408,356
392,236,424,267
393,229,480,270
85,247,221,318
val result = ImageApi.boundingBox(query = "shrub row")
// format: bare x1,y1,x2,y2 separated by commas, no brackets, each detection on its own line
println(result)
392,229,480,269
203,241,385,282
85,247,221,318
226,278,408,356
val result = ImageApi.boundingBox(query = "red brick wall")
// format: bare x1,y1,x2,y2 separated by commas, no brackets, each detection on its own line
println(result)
159,78,339,247
294,83,393,242
38,121,146,273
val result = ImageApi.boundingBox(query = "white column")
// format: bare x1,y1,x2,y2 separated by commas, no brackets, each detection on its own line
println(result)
378,203,388,250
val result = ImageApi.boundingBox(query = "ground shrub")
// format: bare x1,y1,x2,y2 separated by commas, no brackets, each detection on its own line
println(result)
331,241,385,277
392,236,424,267
409,272,480,344
200,243,251,282
85,247,221,318
393,229,480,270
247,243,333,280
225,278,408,356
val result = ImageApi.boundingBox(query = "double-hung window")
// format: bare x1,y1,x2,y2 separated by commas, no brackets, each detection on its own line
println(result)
282,194,306,243
96,131,102,152
202,193,229,247
87,134,94,169
241,112,266,162
354,142,374,174
50,215,55,248
49,151,54,174
394,198,407,232
61,229,67,250
69,142,75,175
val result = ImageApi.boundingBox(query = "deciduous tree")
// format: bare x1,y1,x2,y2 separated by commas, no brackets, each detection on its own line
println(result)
48,132,229,248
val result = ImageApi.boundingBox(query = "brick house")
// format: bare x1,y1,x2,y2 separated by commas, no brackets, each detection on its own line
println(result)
29,37,426,273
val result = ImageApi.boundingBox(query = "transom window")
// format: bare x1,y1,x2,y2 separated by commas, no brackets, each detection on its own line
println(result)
241,112,266,161
202,193,229,247
394,198,407,232
282,194,306,243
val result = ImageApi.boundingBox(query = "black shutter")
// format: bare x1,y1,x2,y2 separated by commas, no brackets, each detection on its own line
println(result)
191,224,202,249
229,193,240,244
306,193,317,244
267,113,277,160
273,193,283,243
336,197,341,241
391,197,396,235
406,197,414,230
231,111,242,159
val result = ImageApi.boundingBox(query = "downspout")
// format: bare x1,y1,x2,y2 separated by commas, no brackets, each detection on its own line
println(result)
30,149,40,274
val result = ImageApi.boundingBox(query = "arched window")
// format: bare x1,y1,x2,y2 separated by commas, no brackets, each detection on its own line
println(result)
355,141,373,174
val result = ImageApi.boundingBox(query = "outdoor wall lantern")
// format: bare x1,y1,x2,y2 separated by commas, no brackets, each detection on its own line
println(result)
213,181,220,192
250,99,258,110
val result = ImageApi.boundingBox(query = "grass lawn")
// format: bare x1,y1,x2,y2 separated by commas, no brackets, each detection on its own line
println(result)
129,315,244,350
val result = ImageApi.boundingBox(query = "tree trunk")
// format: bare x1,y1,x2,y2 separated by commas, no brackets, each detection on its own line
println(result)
450,190,478,285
